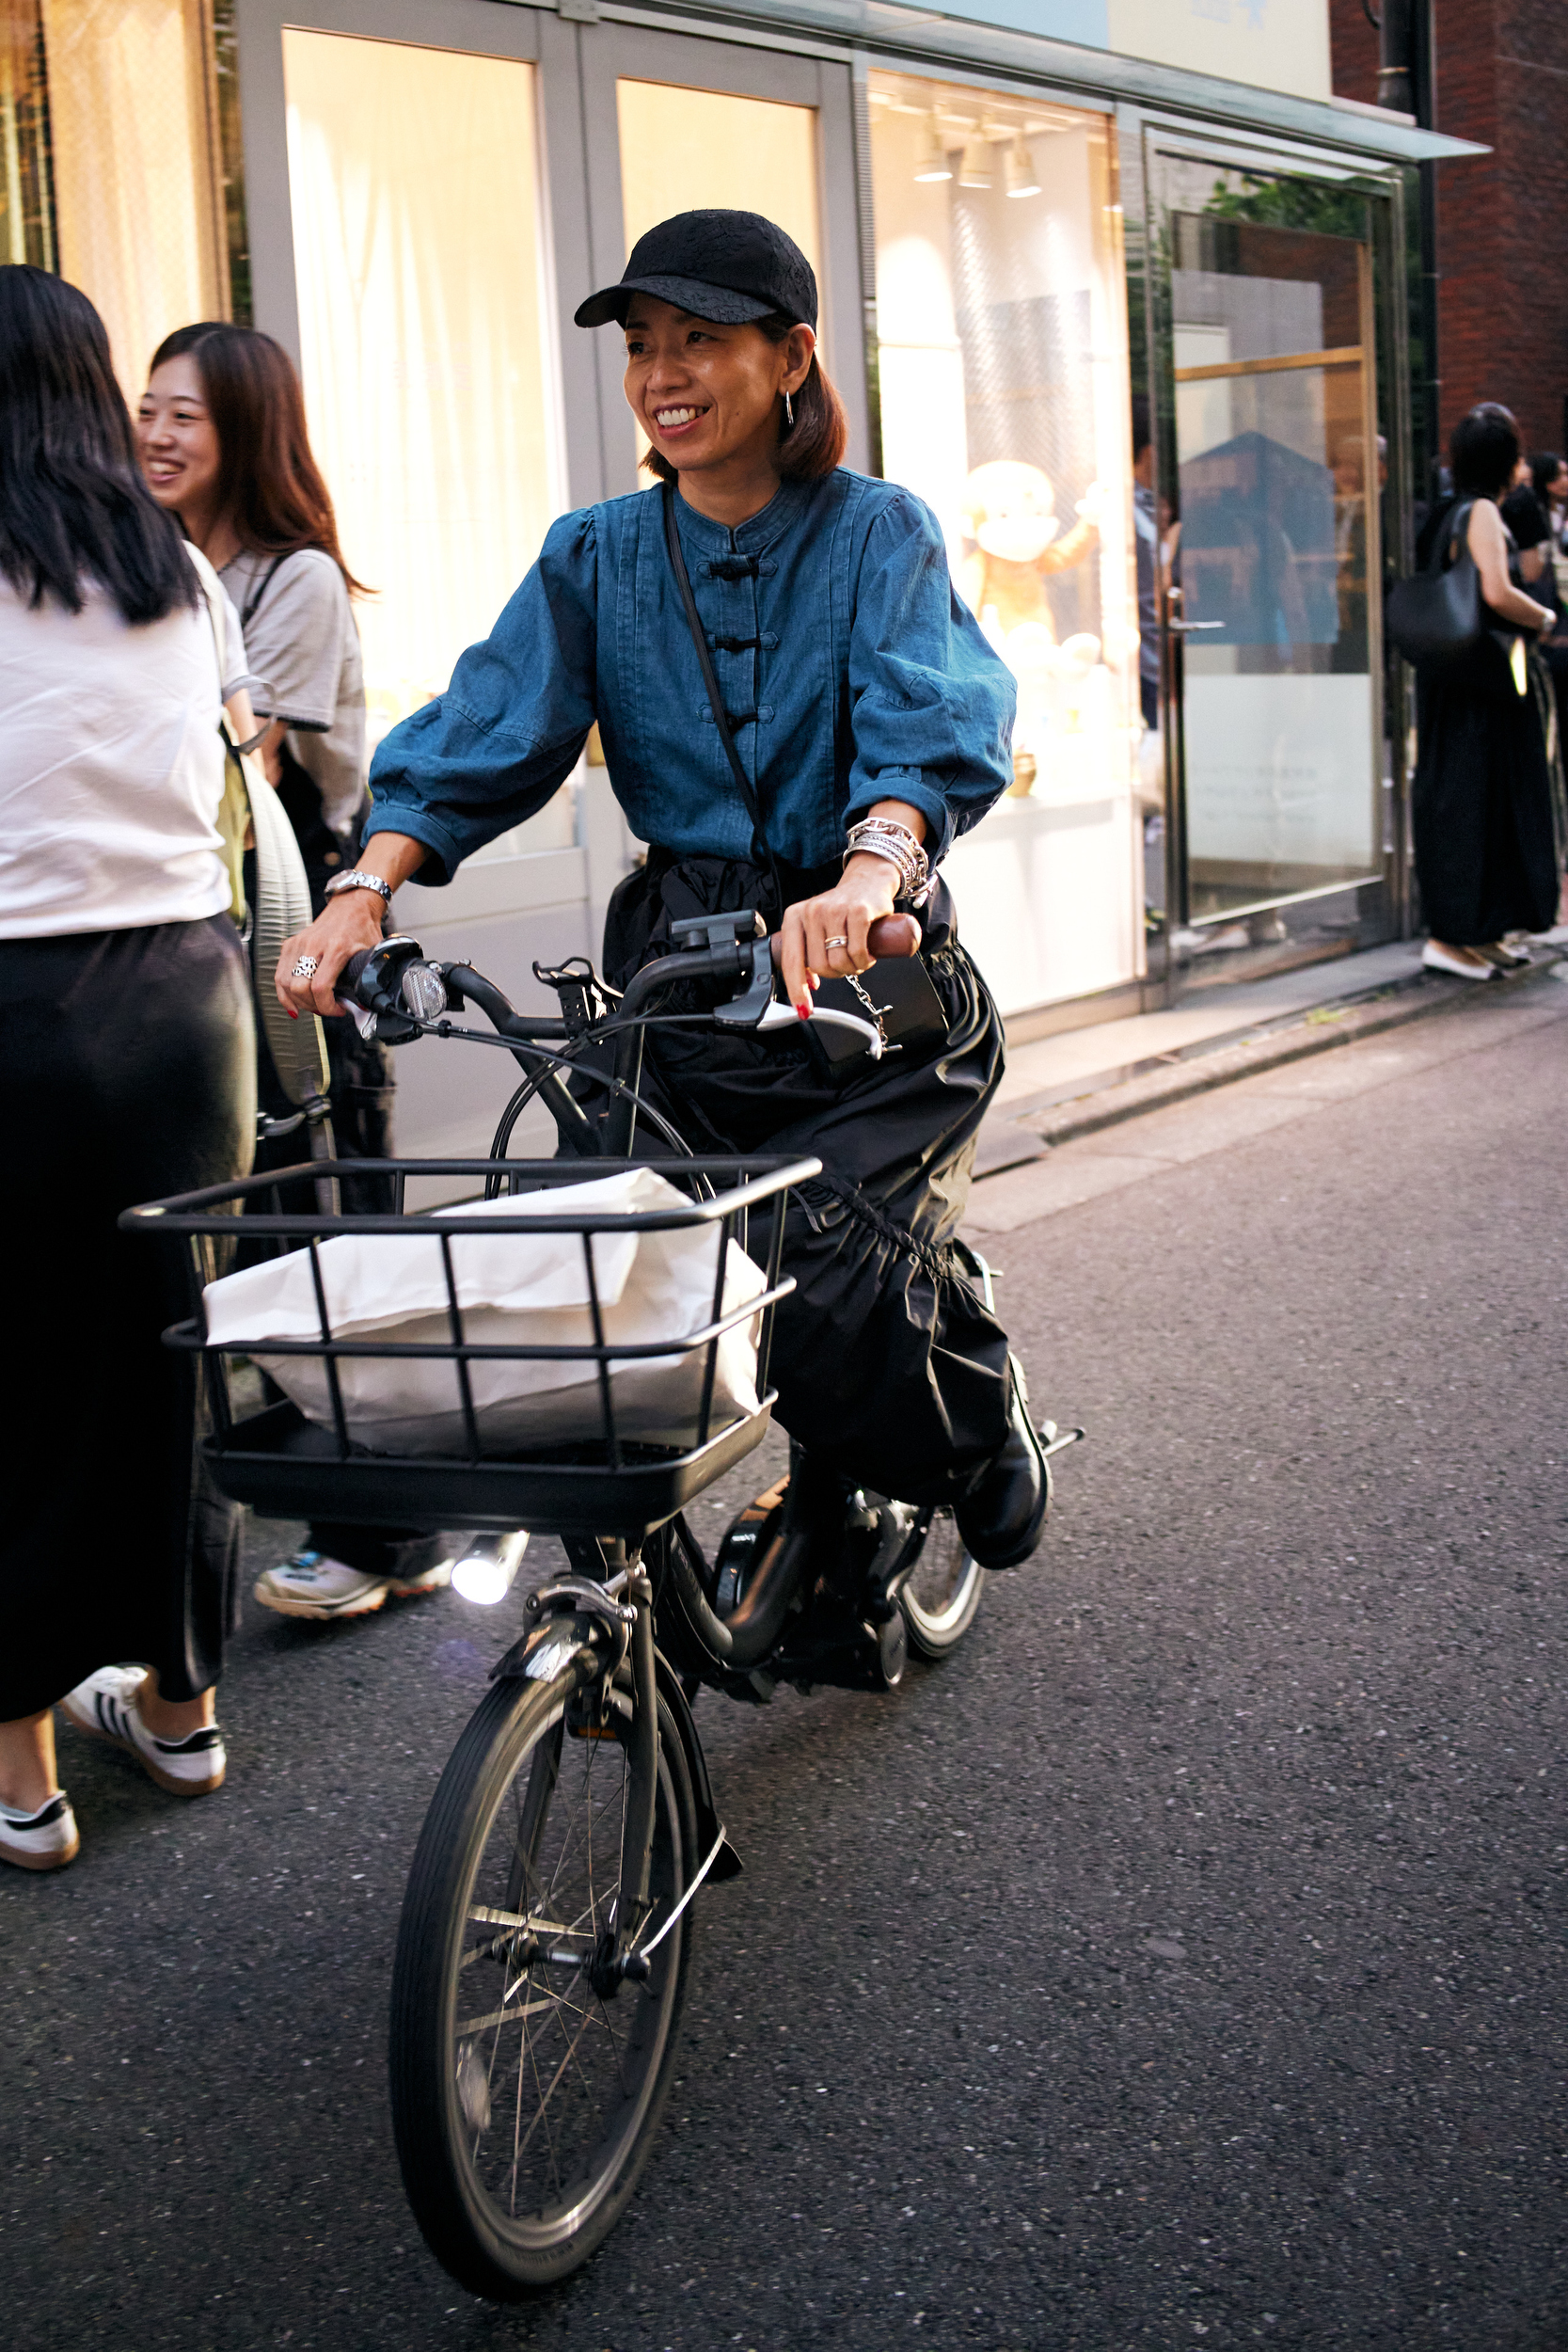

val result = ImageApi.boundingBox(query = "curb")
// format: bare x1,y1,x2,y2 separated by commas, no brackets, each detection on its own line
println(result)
975,951,1567,1174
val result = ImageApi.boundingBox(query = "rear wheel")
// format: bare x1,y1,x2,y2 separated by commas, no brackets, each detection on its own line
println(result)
389,1666,696,2299
898,1506,985,1657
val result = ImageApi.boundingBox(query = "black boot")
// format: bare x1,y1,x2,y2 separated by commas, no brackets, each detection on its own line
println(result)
953,1356,1050,1569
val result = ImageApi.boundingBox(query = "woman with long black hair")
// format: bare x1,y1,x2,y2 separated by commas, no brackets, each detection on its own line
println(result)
0,268,255,1870
135,325,451,1625
275,211,1046,1572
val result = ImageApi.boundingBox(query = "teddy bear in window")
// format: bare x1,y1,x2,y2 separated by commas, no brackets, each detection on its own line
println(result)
958,459,1107,792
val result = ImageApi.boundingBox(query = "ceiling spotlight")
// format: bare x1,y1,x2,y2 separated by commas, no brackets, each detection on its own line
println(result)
913,114,952,183
958,133,992,190
1006,136,1041,199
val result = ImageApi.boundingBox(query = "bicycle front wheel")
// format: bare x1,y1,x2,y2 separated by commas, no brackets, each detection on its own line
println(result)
389,1666,696,2299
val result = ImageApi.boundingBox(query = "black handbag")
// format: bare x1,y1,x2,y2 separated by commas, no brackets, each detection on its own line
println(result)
660,482,947,1069
1387,499,1481,663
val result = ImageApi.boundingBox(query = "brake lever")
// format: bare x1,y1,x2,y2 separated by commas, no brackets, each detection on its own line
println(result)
754,999,884,1058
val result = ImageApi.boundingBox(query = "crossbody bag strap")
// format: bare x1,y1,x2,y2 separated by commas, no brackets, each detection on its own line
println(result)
661,480,780,898
240,550,289,632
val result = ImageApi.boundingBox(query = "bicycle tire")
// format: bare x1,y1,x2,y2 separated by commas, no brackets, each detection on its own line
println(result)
899,1506,986,1658
389,1665,697,2299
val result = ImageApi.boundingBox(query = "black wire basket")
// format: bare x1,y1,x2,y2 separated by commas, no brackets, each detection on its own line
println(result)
121,1155,819,1537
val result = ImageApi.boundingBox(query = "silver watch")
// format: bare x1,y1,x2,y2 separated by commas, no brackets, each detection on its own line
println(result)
324,869,392,907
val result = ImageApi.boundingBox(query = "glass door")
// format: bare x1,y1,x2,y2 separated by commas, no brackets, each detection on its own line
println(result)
1153,155,1389,985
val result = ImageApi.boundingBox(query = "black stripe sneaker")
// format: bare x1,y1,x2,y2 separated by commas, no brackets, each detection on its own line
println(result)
0,1791,80,1871
61,1666,226,1797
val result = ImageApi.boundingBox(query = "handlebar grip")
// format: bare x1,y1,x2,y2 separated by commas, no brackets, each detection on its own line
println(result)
767,911,921,970
339,947,375,1004
866,914,920,960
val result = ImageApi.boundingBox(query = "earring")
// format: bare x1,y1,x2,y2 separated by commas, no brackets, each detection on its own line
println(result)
784,389,794,428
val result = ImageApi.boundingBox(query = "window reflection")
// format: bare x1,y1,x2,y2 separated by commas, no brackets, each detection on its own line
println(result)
867,71,1141,1016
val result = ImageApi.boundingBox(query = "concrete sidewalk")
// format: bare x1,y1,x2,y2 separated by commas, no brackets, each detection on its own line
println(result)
977,933,1568,1175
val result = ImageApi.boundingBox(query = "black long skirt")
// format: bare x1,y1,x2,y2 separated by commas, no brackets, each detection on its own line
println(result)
0,916,255,1720
1413,641,1560,944
591,850,1014,1504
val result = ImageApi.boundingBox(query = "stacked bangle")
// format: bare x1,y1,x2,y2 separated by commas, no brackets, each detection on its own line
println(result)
843,817,931,901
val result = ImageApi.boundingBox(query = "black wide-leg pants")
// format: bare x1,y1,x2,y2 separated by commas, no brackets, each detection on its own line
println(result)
0,916,254,1720
595,850,1014,1506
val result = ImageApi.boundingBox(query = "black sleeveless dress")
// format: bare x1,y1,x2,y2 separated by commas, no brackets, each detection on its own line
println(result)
1412,503,1559,944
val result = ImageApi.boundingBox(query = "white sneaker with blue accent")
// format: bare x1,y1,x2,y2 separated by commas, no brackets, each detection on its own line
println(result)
0,1792,80,1871
61,1666,226,1797
252,1546,454,1621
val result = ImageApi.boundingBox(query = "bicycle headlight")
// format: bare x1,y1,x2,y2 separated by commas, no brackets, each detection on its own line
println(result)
399,960,449,1023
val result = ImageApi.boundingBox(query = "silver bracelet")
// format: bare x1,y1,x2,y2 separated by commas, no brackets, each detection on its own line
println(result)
844,818,929,899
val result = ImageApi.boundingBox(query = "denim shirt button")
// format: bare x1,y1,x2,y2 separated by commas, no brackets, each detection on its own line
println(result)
759,559,777,577
757,705,774,723
761,633,780,650
699,707,714,723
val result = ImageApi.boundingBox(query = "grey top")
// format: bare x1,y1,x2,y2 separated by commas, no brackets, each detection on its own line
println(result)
219,546,367,834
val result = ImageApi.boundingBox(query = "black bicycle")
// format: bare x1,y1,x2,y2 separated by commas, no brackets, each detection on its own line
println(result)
126,909,1079,2301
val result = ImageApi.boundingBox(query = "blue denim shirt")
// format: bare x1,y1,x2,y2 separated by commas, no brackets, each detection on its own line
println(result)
365,469,1015,882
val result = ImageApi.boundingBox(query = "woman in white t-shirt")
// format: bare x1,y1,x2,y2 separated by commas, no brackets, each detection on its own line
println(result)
0,268,257,1872
135,324,456,1628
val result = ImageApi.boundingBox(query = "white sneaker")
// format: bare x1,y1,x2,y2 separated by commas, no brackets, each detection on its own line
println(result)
61,1666,226,1797
0,1792,79,1871
252,1546,453,1621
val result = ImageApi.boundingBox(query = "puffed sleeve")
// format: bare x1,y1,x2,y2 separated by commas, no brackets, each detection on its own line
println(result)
843,491,1015,864
364,509,599,883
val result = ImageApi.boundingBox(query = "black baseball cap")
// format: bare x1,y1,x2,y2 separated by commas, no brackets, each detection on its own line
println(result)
574,209,817,332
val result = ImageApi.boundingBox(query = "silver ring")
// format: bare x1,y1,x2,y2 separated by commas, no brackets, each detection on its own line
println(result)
824,935,848,950
292,957,319,978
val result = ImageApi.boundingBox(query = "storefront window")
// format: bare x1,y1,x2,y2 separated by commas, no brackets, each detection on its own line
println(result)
282,31,564,765
38,0,225,391
866,71,1141,1016
1,1,54,270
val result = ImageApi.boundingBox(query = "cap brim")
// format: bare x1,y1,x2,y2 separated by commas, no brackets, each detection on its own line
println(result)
573,273,777,330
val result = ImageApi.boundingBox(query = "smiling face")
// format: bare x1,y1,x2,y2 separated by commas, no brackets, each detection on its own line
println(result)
135,355,222,519
622,295,811,482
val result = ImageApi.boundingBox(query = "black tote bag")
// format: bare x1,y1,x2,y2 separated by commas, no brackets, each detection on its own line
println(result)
1387,499,1481,663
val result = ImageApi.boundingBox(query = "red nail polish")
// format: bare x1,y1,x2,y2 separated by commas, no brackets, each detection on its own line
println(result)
796,1000,811,1020
287,1007,298,1021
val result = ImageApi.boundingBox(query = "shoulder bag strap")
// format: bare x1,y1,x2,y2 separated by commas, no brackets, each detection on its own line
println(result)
661,480,780,898
239,550,289,633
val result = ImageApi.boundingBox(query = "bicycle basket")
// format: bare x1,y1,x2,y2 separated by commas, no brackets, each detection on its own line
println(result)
121,1154,819,1537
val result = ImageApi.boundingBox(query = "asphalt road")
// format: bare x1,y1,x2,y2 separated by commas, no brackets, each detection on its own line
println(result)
6,977,1567,2352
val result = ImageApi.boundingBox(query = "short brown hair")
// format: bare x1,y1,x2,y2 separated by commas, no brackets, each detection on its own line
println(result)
641,312,847,485
150,322,369,595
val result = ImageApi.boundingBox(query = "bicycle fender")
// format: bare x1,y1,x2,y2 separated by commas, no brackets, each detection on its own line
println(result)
654,1647,743,1883
489,1614,609,1687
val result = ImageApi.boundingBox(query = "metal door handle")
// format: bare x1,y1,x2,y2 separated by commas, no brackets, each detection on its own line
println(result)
1167,618,1224,632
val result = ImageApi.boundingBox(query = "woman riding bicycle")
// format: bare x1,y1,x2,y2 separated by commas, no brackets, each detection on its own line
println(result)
277,209,1046,1569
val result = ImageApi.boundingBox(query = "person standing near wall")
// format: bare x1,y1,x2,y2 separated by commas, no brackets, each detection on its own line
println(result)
135,326,454,1625
1414,405,1557,978
0,269,255,1869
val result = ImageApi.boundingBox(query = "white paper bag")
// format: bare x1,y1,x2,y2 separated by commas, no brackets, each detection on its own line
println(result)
201,1168,767,1455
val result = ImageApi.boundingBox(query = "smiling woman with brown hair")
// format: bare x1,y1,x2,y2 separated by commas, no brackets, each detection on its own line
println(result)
273,211,1051,1573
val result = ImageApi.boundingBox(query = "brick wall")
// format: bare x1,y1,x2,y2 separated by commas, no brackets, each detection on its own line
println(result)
1329,0,1568,457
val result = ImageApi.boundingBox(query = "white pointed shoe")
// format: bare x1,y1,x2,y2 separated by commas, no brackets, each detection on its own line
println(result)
61,1666,226,1797
1421,942,1497,981
0,1792,79,1871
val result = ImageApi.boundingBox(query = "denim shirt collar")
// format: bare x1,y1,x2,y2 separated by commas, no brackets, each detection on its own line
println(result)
671,474,813,561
